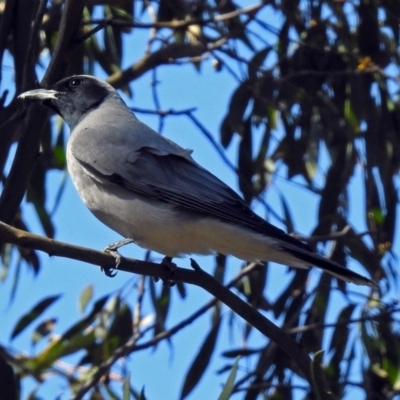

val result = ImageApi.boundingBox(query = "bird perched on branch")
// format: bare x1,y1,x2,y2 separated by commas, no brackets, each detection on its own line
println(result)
19,75,376,288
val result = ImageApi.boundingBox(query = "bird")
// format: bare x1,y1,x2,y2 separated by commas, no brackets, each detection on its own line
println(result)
18,75,376,288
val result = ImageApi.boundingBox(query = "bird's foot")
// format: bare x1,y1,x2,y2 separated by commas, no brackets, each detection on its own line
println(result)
101,238,135,277
154,256,177,286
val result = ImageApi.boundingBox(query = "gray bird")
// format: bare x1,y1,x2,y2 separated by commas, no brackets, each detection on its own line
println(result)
19,75,375,287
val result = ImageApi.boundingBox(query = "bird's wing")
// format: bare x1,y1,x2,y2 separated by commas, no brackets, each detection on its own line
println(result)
71,126,377,288
70,126,312,252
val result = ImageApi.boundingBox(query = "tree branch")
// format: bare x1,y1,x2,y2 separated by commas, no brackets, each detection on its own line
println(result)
83,1,265,30
73,263,262,398
108,42,209,88
0,221,328,395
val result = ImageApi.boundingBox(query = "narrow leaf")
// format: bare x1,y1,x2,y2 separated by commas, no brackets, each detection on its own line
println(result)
217,357,240,400
180,318,222,399
79,285,93,313
11,295,61,340
32,318,57,346
123,372,131,400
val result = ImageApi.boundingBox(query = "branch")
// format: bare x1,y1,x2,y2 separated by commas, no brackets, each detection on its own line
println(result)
0,221,327,395
74,262,262,398
293,226,377,243
108,42,209,88
130,106,197,116
83,2,265,30
287,305,399,335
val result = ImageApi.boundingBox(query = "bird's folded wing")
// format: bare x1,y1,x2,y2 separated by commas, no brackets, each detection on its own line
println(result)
70,131,312,252
71,130,377,288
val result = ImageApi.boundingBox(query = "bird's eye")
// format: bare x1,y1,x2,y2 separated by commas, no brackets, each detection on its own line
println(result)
69,78,82,88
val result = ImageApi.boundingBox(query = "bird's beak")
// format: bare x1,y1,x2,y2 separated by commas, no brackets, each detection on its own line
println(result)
18,89,59,102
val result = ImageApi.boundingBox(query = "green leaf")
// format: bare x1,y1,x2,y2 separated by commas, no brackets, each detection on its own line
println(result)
370,207,385,225
32,318,57,346
11,295,62,340
53,145,66,169
79,285,93,314
217,357,240,400
62,295,109,340
123,372,131,400
241,276,251,296
344,99,360,133
27,297,110,370
29,329,97,371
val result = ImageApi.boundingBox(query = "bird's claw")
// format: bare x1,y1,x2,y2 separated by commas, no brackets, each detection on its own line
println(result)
153,256,177,286
101,238,134,277
101,266,118,277
162,256,177,272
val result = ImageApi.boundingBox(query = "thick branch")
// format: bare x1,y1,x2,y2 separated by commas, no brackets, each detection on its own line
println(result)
108,42,209,88
0,221,326,394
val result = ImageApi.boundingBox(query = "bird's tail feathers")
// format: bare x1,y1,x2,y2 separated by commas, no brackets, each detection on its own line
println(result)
283,246,377,288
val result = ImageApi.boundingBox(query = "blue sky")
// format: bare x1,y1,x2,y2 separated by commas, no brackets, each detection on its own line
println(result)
1,2,397,399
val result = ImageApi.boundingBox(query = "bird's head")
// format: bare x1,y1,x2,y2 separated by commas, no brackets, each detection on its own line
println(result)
18,75,115,129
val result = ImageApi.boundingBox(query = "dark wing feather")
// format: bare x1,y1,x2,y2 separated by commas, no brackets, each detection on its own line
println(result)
73,142,377,288
76,145,312,253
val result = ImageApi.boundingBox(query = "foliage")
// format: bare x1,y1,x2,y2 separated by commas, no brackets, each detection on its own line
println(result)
0,0,399,399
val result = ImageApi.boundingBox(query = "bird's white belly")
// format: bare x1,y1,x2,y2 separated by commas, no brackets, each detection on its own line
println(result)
66,152,307,266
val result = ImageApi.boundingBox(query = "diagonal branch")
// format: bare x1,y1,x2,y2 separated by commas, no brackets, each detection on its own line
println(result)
108,42,209,88
0,221,328,395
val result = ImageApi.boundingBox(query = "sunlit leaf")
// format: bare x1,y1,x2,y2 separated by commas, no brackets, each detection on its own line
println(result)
217,357,240,400
123,372,131,400
79,285,94,314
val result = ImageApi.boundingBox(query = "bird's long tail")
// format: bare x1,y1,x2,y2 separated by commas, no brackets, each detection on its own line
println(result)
283,246,377,288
